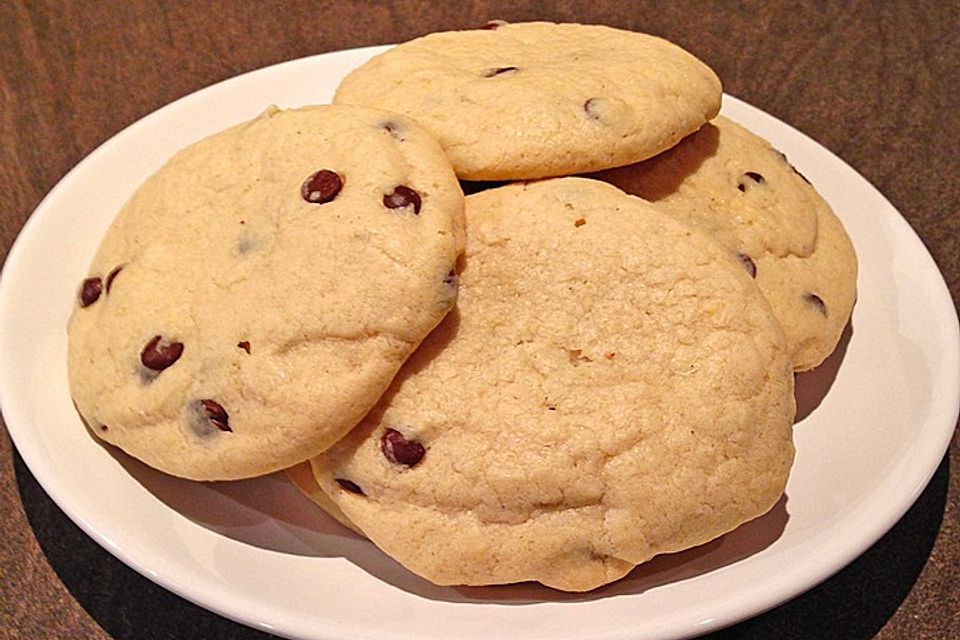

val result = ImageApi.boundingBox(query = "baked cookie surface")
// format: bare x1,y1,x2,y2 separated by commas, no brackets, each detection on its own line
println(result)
67,105,464,480
593,116,857,370
334,22,722,180
311,177,795,591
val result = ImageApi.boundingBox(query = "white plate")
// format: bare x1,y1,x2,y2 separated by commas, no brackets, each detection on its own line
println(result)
2,45,958,640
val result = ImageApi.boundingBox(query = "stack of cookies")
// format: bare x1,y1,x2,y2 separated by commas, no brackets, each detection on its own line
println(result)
68,21,857,592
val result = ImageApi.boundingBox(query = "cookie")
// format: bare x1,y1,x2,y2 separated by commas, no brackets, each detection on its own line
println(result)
311,177,796,592
592,116,857,371
67,105,464,481
334,22,722,181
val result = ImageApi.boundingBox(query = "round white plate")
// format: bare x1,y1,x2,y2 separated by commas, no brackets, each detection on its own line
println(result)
1,45,958,640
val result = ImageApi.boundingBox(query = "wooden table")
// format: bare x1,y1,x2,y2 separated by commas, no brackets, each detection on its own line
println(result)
2,2,957,638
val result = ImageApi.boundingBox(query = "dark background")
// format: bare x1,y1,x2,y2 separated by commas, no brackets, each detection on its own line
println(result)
1,2,958,638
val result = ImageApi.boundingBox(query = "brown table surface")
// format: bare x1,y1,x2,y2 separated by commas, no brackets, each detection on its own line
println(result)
2,1,958,638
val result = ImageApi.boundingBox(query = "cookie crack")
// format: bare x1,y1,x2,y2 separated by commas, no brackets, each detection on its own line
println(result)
272,328,411,356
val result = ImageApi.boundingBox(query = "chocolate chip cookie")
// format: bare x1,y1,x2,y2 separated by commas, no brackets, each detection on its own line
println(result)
67,105,464,480
310,177,795,591
593,116,857,371
334,22,722,180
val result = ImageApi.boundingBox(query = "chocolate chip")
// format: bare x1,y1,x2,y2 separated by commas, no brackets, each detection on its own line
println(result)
804,293,828,316
574,218,586,228
441,270,459,292
480,19,507,29
383,185,422,214
380,428,426,467
584,98,602,120
197,399,231,432
440,270,459,307
237,236,255,255
237,340,251,354
141,335,184,371
738,253,757,278
381,121,404,140
99,424,109,432
301,169,343,204
79,277,103,307
336,478,364,494
484,66,518,77
105,265,123,293
738,171,766,192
